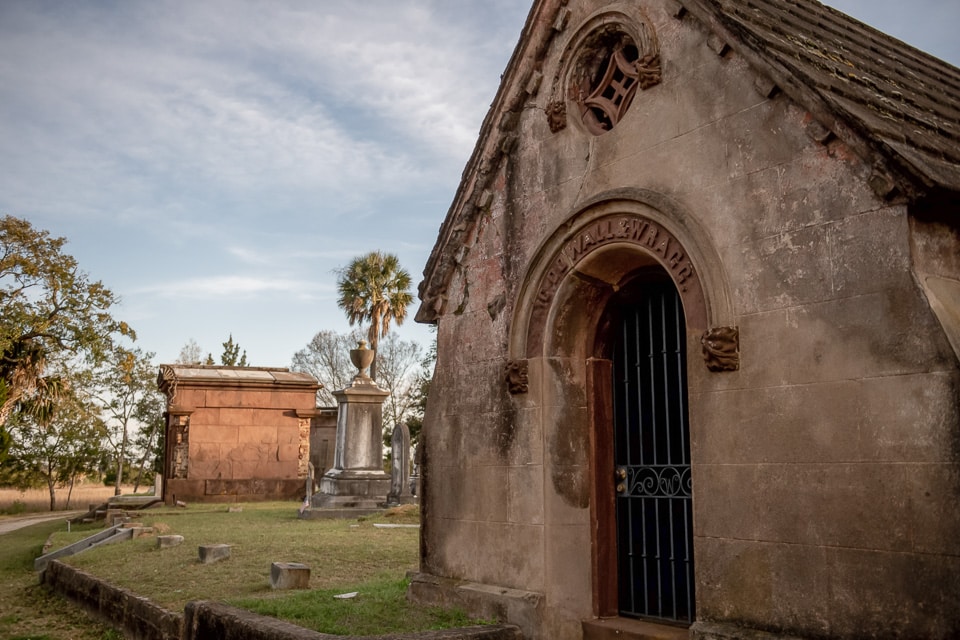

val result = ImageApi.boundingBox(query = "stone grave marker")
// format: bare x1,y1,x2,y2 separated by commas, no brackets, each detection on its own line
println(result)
198,544,231,564
270,562,310,589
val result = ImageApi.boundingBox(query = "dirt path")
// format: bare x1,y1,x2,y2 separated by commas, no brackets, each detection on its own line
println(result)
0,511,86,535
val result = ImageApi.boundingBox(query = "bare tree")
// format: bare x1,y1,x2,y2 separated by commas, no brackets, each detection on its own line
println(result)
175,339,203,365
376,332,423,435
93,346,164,496
291,329,365,406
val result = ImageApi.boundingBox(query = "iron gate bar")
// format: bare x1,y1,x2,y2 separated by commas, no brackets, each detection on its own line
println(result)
613,282,694,623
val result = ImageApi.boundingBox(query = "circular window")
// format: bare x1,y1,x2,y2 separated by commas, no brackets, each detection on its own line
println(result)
560,18,662,136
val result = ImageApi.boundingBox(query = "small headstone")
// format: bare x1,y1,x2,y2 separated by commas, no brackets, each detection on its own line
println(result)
158,535,184,549
124,525,152,538
386,422,413,506
227,506,243,513
198,544,232,564
270,562,311,590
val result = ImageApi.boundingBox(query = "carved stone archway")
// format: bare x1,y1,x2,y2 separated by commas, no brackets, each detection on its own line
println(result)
508,189,735,366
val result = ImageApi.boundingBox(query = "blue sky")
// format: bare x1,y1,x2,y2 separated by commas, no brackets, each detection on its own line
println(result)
1,1,957,367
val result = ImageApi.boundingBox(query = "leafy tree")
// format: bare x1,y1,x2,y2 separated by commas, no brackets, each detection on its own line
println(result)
5,370,108,511
131,410,164,493
92,346,164,496
0,215,132,457
175,338,203,365
291,328,365,406
335,251,413,380
220,334,248,366
404,327,436,446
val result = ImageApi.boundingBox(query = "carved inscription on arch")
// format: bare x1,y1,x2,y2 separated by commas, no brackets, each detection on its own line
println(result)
529,215,703,343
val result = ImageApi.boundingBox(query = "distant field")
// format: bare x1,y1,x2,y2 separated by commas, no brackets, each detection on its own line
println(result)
0,484,140,513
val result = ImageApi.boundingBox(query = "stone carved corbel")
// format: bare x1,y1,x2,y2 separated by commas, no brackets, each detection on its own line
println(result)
545,100,567,133
701,326,740,372
505,359,530,394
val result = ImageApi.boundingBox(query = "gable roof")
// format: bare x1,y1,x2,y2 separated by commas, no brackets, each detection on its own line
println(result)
416,0,960,323
683,0,960,197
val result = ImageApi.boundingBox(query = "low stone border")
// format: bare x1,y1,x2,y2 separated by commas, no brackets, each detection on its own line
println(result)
185,601,523,640
41,560,524,640
41,560,181,640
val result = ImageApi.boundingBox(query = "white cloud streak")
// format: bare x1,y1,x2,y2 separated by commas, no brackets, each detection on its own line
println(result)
135,274,330,299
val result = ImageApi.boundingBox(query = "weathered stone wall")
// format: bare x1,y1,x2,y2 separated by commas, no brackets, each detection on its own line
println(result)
417,0,960,638
41,560,182,640
160,367,320,504
184,388,313,482
308,408,338,476
184,601,523,640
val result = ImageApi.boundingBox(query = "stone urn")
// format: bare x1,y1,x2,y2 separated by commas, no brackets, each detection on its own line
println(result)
350,340,374,378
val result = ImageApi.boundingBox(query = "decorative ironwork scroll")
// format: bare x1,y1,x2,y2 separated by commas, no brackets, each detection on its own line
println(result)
617,464,692,498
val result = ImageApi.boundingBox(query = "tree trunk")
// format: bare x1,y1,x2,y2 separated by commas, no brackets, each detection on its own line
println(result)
47,476,56,511
115,422,129,496
114,458,123,495
65,474,76,509
132,424,158,493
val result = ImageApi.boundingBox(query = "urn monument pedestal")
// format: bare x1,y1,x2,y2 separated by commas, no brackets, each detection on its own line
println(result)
310,341,390,510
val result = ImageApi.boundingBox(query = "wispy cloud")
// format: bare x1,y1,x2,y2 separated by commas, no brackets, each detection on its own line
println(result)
0,1,500,233
134,274,330,300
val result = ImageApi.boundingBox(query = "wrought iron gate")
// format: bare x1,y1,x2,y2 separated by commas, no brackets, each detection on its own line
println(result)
612,281,694,623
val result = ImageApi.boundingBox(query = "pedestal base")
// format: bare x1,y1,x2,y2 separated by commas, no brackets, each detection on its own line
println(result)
310,469,390,509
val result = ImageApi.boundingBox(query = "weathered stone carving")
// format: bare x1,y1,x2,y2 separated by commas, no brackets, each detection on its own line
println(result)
171,416,190,479
157,364,178,402
546,100,567,132
528,214,705,355
701,326,740,372
505,359,530,394
297,417,310,479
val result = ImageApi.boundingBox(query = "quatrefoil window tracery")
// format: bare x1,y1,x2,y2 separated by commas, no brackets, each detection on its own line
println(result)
563,20,662,136
578,43,641,135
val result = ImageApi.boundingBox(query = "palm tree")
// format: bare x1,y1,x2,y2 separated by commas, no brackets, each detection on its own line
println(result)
335,251,413,380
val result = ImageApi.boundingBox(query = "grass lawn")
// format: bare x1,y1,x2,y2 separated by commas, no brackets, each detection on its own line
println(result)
0,518,123,640
28,502,477,636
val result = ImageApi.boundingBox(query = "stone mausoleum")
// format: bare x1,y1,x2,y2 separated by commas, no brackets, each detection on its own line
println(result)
157,365,330,504
409,0,960,639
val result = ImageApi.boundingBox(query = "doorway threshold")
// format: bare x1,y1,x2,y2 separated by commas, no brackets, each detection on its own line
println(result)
582,617,690,640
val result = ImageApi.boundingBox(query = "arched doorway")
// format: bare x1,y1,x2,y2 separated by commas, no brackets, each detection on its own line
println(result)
604,271,694,623
506,193,734,631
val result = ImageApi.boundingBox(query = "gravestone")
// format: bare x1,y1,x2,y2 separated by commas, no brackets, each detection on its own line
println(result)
157,535,184,549
270,562,310,589
386,422,415,506
198,544,231,564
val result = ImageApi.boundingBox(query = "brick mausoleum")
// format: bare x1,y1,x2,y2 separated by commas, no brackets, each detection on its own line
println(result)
157,365,334,504
409,0,960,639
